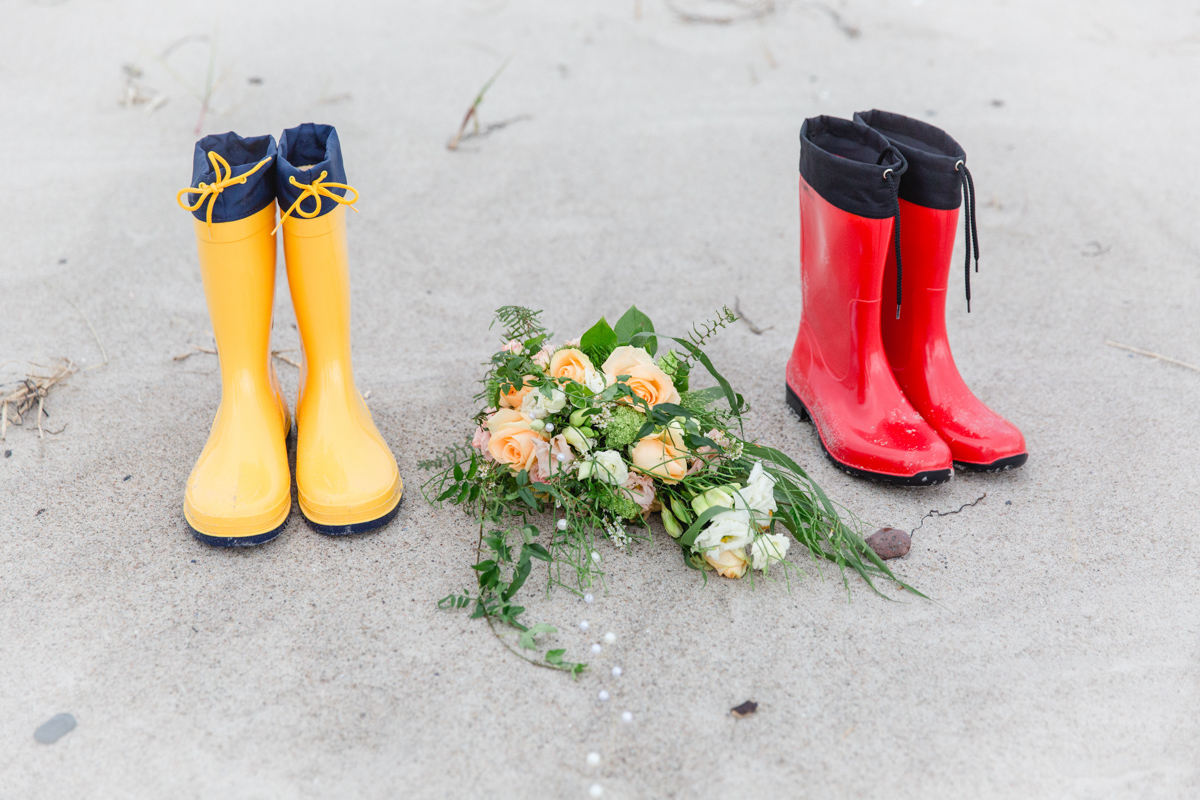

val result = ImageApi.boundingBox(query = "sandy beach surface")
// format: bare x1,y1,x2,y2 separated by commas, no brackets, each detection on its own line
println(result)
2,1,1198,797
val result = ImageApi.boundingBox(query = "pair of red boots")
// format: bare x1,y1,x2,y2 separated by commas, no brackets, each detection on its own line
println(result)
786,110,1026,486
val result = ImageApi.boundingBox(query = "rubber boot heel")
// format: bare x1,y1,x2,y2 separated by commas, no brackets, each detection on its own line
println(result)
785,384,810,422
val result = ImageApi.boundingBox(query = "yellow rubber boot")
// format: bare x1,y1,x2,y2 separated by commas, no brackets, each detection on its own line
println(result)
277,124,402,534
178,134,292,546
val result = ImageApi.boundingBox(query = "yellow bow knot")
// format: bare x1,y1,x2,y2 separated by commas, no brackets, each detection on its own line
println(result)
272,171,359,234
176,151,273,233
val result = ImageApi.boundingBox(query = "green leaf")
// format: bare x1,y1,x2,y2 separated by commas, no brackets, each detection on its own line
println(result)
616,306,657,355
545,648,565,665
526,543,552,562
518,623,557,650
504,557,533,600
580,317,618,365
678,504,734,548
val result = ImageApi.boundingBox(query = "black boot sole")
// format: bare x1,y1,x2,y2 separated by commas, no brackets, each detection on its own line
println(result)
955,453,1028,473
785,384,952,487
189,516,289,548
303,492,404,537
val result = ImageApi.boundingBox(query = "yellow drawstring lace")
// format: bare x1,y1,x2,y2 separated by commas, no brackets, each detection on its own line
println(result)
176,152,273,233
272,171,359,234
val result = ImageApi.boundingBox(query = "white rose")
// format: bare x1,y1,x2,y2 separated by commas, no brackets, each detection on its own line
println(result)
732,461,777,529
521,387,568,419
750,533,790,571
580,450,628,486
692,508,755,554
583,368,608,394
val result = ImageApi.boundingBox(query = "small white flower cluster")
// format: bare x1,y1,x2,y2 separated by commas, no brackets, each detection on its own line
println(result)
604,519,631,548
590,405,615,431
706,428,744,460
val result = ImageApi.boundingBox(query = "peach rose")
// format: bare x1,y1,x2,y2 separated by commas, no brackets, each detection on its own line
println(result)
602,346,681,408
629,432,689,484
486,409,547,469
497,375,536,410
548,348,596,385
704,548,749,578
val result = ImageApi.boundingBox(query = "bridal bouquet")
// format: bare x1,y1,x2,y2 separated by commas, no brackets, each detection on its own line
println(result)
425,306,912,674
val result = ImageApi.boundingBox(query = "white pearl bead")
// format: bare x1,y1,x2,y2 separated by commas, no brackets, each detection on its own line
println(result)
556,452,566,462
590,551,601,563
591,643,602,654
611,666,622,678
544,423,554,433
579,620,589,631
603,632,616,644
556,519,568,531
589,785,604,798
598,690,609,702
584,593,594,603
621,711,633,723
586,752,601,767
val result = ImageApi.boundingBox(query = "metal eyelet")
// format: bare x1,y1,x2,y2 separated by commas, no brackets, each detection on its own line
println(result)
955,159,964,171
882,168,893,180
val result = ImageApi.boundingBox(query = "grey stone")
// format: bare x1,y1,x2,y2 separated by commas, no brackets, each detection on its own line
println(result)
34,713,76,744
866,528,911,560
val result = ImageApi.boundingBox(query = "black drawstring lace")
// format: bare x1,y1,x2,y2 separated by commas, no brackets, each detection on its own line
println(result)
956,160,979,311
883,167,903,318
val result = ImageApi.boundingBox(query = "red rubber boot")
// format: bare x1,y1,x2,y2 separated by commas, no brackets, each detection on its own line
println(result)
785,116,953,486
855,110,1027,472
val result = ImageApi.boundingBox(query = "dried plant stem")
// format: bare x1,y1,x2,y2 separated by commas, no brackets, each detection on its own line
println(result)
173,345,217,362
0,359,77,441
447,56,514,151
1106,340,1200,373
272,350,301,369
65,297,109,370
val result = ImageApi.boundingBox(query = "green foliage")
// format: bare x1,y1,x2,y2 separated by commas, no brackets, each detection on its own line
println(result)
580,317,618,366
613,305,657,356
658,349,689,392
492,305,547,342
604,405,645,450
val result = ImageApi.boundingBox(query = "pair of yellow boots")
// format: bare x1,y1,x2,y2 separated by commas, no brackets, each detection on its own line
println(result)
178,124,401,546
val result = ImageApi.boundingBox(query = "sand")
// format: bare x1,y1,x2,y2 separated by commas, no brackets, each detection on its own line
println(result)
2,1,1198,797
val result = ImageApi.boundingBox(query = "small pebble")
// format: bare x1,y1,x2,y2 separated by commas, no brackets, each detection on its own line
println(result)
589,785,604,798
1005,500,1012,505
865,527,911,560
584,594,594,603
611,666,622,678
621,711,633,723
603,632,616,644
591,643,602,654
4,449,12,458
579,620,590,631
598,690,610,702
557,519,568,531
586,752,601,767
34,713,76,744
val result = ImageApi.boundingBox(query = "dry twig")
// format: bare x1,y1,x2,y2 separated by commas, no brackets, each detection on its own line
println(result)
0,359,77,441
447,56,515,151
733,297,773,335
668,0,775,25
173,344,217,362
272,349,301,369
1106,340,1200,373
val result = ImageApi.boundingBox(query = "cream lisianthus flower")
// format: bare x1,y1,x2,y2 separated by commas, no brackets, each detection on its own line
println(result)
704,548,749,578
602,346,681,408
579,450,629,486
692,508,755,554
583,368,608,394
750,533,790,571
548,348,596,385
731,461,777,530
629,432,689,484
